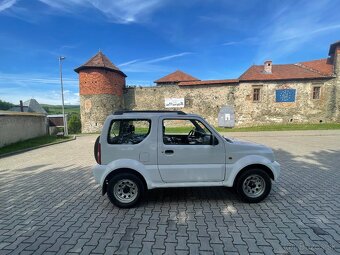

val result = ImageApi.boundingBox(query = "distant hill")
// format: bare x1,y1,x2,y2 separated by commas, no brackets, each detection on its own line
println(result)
41,104,80,115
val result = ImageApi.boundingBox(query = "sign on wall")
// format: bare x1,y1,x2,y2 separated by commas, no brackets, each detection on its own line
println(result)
275,89,296,102
165,98,185,108
218,106,235,127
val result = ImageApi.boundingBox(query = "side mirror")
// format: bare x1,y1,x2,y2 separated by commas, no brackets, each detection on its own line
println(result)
211,135,218,146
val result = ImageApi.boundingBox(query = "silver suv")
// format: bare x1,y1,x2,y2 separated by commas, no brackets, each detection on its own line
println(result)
93,111,280,208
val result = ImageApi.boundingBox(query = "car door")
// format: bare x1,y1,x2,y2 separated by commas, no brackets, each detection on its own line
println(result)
157,117,226,183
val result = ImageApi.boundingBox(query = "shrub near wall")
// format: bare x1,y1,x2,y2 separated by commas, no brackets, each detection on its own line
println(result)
68,114,81,134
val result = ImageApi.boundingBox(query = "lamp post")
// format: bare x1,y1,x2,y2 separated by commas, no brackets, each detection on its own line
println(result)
59,56,68,136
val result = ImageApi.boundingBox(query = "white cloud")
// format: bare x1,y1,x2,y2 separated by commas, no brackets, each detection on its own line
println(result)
118,59,141,67
222,37,259,47
0,0,16,12
0,72,78,86
254,0,340,62
118,52,192,72
0,72,79,105
91,0,163,24
144,52,192,64
38,0,164,24
0,89,80,105
222,41,237,46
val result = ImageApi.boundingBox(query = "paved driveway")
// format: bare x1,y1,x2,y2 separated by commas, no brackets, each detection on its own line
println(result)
0,131,339,255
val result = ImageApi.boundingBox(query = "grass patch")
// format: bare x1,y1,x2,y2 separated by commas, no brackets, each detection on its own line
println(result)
0,135,72,156
165,127,193,133
156,123,340,133
215,123,340,132
41,104,80,115
79,123,340,135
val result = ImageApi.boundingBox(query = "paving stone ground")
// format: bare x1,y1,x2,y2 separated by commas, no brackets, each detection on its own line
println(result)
0,130,339,255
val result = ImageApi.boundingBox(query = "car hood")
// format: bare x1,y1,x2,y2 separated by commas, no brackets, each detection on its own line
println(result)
223,137,275,163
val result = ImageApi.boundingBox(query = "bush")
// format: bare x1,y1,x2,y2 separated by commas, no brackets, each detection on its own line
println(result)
68,114,81,134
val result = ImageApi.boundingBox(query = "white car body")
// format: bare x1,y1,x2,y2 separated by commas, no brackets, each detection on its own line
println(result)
93,111,280,193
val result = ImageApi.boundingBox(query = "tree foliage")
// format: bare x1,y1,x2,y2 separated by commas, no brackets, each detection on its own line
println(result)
68,114,81,134
0,100,14,110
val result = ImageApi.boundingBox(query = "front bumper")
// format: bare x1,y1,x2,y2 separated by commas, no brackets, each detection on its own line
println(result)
270,161,281,181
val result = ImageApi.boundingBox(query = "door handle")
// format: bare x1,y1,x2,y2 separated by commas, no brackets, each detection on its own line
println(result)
164,150,174,155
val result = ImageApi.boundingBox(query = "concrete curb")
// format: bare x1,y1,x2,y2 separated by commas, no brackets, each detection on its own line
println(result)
0,135,76,159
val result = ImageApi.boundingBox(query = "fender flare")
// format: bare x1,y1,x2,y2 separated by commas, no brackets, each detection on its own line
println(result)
100,159,152,190
224,155,277,187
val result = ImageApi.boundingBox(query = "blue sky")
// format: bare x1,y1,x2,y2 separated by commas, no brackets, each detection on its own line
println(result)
0,0,339,105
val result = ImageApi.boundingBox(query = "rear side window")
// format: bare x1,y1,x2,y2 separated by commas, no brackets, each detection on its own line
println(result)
108,119,151,144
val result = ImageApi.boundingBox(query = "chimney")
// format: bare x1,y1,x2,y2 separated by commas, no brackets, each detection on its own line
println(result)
328,41,340,74
264,60,272,74
19,100,23,112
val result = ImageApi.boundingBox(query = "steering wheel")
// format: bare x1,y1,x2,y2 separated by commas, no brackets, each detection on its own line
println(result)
194,129,206,137
187,129,197,143
187,129,196,138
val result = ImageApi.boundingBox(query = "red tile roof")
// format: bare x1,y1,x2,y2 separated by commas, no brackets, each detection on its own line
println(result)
178,79,239,86
239,58,334,81
75,51,127,77
155,70,199,83
297,58,334,76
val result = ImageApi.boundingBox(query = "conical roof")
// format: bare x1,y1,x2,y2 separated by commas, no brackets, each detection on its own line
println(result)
24,99,47,114
74,51,127,77
154,70,199,83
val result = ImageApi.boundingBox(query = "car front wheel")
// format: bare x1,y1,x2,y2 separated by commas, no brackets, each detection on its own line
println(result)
236,168,272,203
107,173,144,208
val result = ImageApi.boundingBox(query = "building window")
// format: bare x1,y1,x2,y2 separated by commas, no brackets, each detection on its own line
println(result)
253,88,261,102
312,86,321,100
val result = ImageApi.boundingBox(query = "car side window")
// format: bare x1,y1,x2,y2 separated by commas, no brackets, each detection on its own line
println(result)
163,119,216,145
108,119,151,144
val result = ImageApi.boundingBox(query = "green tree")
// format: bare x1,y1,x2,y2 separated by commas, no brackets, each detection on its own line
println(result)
0,100,14,110
68,114,81,134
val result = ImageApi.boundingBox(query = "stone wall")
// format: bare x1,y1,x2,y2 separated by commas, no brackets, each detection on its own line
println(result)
80,94,123,133
335,51,340,121
236,79,336,126
124,84,237,125
0,112,47,147
79,76,338,133
122,78,338,127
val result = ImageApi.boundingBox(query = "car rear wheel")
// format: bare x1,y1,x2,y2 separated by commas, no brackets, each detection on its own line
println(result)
107,173,144,208
236,168,272,203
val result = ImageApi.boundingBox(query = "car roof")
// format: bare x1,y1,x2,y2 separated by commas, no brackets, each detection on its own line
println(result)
109,110,200,118
114,110,186,115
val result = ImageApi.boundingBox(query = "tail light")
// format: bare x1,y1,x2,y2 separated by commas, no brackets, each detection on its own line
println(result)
97,142,101,164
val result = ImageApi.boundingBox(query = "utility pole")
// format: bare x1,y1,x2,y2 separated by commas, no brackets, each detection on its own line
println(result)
59,56,68,136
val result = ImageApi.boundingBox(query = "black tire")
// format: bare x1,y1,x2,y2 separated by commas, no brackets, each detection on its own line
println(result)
94,136,100,163
107,173,145,208
236,168,272,203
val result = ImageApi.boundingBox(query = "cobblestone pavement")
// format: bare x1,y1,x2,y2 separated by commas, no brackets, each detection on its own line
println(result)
0,131,339,255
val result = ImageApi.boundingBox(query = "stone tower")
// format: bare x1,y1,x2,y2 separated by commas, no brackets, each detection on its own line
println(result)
328,41,340,122
75,51,126,133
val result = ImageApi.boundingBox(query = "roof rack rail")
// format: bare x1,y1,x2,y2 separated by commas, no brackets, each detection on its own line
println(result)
113,110,187,115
